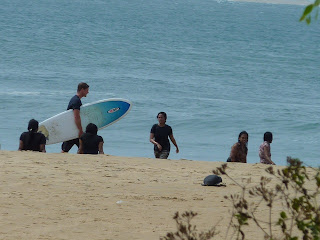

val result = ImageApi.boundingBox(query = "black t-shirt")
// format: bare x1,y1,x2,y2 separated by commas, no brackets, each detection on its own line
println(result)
20,131,46,152
67,95,82,110
150,124,172,151
80,132,104,154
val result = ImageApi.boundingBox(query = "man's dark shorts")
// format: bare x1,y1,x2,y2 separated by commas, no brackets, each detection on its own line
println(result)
154,150,170,159
61,138,79,152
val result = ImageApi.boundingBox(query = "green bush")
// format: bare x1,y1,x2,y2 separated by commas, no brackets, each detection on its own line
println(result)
161,157,320,240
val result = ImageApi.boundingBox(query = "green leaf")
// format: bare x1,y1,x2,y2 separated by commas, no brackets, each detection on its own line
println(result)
305,4,314,15
280,211,287,219
300,5,314,21
307,16,311,24
315,0,320,6
292,199,300,211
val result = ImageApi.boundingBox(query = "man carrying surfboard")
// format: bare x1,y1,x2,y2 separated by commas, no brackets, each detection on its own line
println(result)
61,82,89,153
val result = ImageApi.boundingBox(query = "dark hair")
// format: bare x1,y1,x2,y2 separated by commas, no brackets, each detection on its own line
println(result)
86,123,98,135
25,119,39,149
238,130,249,154
238,131,248,140
264,132,273,142
77,82,89,92
157,112,167,120
28,119,39,132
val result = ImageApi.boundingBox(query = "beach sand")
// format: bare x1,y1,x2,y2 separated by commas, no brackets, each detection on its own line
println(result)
0,151,315,240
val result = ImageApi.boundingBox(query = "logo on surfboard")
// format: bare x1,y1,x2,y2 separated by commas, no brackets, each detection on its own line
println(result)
108,107,120,113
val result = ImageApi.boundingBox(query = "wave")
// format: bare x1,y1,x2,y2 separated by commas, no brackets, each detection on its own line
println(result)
1,91,42,96
196,97,320,109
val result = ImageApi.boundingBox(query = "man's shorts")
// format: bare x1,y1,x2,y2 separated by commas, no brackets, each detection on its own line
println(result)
154,150,170,159
61,138,79,152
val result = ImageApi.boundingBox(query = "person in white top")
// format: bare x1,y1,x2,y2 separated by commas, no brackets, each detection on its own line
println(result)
259,132,275,165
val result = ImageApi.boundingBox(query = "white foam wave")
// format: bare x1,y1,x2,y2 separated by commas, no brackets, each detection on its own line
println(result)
2,91,41,96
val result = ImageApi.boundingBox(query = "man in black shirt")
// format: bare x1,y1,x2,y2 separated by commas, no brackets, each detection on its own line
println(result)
61,82,89,153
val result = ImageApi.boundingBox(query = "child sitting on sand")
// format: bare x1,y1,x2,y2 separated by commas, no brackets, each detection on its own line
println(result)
259,132,275,165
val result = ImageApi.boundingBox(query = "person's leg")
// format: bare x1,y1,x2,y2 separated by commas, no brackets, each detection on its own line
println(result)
74,138,80,148
159,151,169,159
154,150,160,158
61,139,78,153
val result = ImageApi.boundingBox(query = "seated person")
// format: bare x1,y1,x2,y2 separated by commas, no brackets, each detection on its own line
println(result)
259,132,275,165
227,131,248,163
18,119,46,152
78,123,104,154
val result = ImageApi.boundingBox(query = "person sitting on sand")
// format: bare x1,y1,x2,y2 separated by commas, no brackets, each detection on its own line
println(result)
78,123,104,154
259,131,275,165
227,131,248,163
18,119,46,152
150,112,179,159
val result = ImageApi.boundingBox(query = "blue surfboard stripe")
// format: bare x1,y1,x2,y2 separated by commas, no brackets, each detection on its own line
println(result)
86,100,131,129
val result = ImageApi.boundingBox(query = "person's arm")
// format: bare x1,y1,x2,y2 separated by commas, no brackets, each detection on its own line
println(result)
39,134,46,153
73,109,83,138
78,139,84,154
263,147,275,165
150,133,162,151
40,144,46,153
18,140,24,151
230,144,237,162
243,153,247,163
169,134,179,153
98,141,104,154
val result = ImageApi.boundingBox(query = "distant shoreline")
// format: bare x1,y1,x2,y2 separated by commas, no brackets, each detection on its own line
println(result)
230,0,311,5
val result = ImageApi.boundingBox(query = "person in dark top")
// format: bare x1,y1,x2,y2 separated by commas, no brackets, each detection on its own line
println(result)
78,123,104,154
61,82,89,153
18,119,46,152
149,112,179,159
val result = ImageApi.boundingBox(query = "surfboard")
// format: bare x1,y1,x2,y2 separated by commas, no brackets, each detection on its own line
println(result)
38,98,132,145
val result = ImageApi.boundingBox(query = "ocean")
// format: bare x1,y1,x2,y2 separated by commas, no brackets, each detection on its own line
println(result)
1,0,319,166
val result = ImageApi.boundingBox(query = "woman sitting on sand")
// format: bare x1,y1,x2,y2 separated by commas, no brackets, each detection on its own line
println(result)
259,132,275,165
78,123,104,154
18,119,46,152
227,131,248,163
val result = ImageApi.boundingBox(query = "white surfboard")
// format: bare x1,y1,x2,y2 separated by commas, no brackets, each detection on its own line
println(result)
39,98,132,145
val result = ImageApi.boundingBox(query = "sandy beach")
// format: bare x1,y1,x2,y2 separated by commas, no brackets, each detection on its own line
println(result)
0,151,316,240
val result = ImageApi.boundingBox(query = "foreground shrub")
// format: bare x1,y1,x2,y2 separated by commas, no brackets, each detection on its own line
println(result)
161,157,320,240
160,211,218,240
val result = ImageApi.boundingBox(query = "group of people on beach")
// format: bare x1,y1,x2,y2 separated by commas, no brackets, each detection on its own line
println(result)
18,83,104,155
227,131,275,165
18,82,275,165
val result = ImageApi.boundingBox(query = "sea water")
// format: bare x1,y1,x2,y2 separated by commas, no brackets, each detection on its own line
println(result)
1,0,319,166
